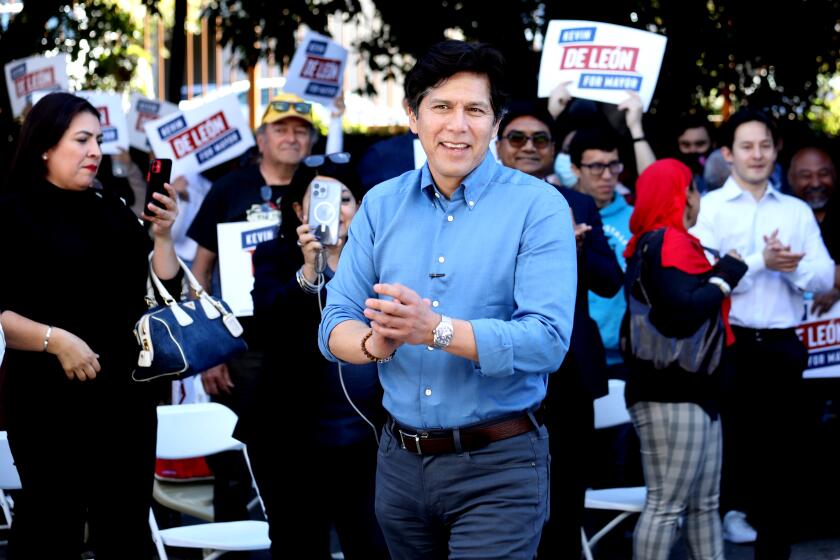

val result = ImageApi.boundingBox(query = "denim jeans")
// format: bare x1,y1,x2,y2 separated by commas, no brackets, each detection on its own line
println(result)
374,422,550,559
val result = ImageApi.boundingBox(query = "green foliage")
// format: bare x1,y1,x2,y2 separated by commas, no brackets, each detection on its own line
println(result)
0,0,152,93
202,0,363,71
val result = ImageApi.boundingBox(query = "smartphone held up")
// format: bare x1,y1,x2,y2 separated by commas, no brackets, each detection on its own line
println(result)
308,178,342,246
144,158,172,217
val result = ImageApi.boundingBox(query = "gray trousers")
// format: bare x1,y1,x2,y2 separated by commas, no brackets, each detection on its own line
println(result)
374,423,550,560
630,401,724,560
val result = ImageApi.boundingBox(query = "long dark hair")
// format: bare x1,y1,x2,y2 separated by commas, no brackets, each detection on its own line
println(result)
10,93,100,186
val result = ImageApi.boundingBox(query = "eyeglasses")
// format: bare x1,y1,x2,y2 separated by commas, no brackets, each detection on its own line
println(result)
579,161,624,175
268,100,312,115
303,152,351,168
503,131,553,149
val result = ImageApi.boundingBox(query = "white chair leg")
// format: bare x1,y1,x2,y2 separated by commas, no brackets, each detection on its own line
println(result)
587,511,634,550
581,526,595,560
0,489,12,529
148,508,168,560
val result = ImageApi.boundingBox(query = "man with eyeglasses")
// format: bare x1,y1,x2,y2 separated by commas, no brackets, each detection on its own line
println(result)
186,91,319,521
497,101,623,559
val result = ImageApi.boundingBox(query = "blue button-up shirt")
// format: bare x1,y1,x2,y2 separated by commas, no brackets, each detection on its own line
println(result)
318,152,576,429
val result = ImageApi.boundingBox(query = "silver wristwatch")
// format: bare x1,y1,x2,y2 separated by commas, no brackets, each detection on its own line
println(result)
432,315,454,349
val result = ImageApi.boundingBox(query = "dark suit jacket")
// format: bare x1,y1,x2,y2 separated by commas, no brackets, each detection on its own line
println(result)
357,133,417,190
555,185,623,400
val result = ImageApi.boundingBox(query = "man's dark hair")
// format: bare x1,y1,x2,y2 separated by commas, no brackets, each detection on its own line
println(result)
10,92,100,186
404,40,509,123
497,100,555,141
568,127,621,167
675,113,713,139
720,109,778,149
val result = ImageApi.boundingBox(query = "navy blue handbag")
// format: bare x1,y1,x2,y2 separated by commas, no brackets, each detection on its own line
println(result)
132,256,247,382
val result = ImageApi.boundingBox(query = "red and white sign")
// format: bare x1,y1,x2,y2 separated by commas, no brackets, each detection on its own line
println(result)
797,300,840,379
144,94,255,177
76,91,129,155
538,20,667,112
284,31,348,105
4,54,69,118
127,94,178,151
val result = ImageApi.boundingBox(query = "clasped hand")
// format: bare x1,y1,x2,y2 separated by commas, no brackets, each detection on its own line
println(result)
363,283,439,349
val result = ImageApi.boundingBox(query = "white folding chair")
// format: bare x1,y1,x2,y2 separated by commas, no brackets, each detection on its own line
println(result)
150,403,270,560
0,431,21,530
580,379,646,560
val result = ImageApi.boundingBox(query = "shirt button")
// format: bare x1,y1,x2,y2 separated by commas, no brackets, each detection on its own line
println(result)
424,388,432,397
435,192,441,198
447,215,454,222
468,200,475,207
432,300,440,307
438,256,445,263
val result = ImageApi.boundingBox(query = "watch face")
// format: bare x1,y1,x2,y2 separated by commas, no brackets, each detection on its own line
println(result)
434,317,454,348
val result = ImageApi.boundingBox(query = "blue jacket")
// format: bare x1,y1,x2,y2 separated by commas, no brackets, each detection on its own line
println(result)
589,193,634,366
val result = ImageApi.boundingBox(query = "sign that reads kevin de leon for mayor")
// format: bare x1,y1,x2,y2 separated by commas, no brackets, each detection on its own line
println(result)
217,220,280,317
283,31,348,105
4,54,69,118
127,93,178,151
75,91,129,155
144,94,255,177
797,300,840,379
538,20,667,112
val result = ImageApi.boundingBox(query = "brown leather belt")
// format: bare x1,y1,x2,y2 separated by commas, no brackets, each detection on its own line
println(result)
390,411,541,455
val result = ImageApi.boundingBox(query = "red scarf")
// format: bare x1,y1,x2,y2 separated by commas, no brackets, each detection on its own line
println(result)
624,159,734,345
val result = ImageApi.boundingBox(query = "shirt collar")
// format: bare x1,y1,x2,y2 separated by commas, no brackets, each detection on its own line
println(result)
419,150,497,208
720,175,782,202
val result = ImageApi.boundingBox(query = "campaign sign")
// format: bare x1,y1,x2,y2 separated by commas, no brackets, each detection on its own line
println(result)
75,91,129,155
4,54,69,118
797,300,840,379
284,31,348,105
538,20,667,112
127,93,178,151
144,94,255,178
217,220,280,317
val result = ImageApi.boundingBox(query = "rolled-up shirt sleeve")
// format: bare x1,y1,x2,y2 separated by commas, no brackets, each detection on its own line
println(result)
783,206,835,293
470,195,577,377
318,197,376,363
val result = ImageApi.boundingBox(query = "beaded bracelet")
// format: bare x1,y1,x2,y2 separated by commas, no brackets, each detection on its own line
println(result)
361,329,396,364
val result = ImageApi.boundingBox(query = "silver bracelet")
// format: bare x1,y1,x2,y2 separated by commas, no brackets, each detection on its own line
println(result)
296,267,324,294
43,326,53,352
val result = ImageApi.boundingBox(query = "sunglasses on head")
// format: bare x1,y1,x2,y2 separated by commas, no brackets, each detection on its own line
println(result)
269,100,312,115
503,130,552,149
303,152,351,168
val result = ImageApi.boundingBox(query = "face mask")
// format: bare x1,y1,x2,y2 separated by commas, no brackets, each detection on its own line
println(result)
554,153,578,187
678,152,710,176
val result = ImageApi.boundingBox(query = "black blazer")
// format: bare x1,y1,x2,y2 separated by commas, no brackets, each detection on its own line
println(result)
555,186,624,400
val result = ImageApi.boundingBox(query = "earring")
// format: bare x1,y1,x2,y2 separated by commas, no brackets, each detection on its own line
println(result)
42,154,47,161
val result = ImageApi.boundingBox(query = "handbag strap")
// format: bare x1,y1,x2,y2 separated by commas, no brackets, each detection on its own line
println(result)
634,229,666,307
144,254,224,320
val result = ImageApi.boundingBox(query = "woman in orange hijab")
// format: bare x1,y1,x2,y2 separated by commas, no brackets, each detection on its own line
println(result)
621,159,746,560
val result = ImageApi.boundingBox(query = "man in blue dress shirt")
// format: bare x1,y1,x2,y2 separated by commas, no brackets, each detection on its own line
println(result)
318,40,577,559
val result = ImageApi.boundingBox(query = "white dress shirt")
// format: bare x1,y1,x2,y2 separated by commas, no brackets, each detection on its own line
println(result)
691,176,834,329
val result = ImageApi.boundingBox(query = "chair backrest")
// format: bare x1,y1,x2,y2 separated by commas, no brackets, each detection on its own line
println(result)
593,379,630,429
156,403,243,459
0,432,21,490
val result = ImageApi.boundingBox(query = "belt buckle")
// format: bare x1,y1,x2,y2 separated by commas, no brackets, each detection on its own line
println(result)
398,429,427,454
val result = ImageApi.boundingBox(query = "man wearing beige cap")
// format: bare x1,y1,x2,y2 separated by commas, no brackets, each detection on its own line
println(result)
187,92,317,519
